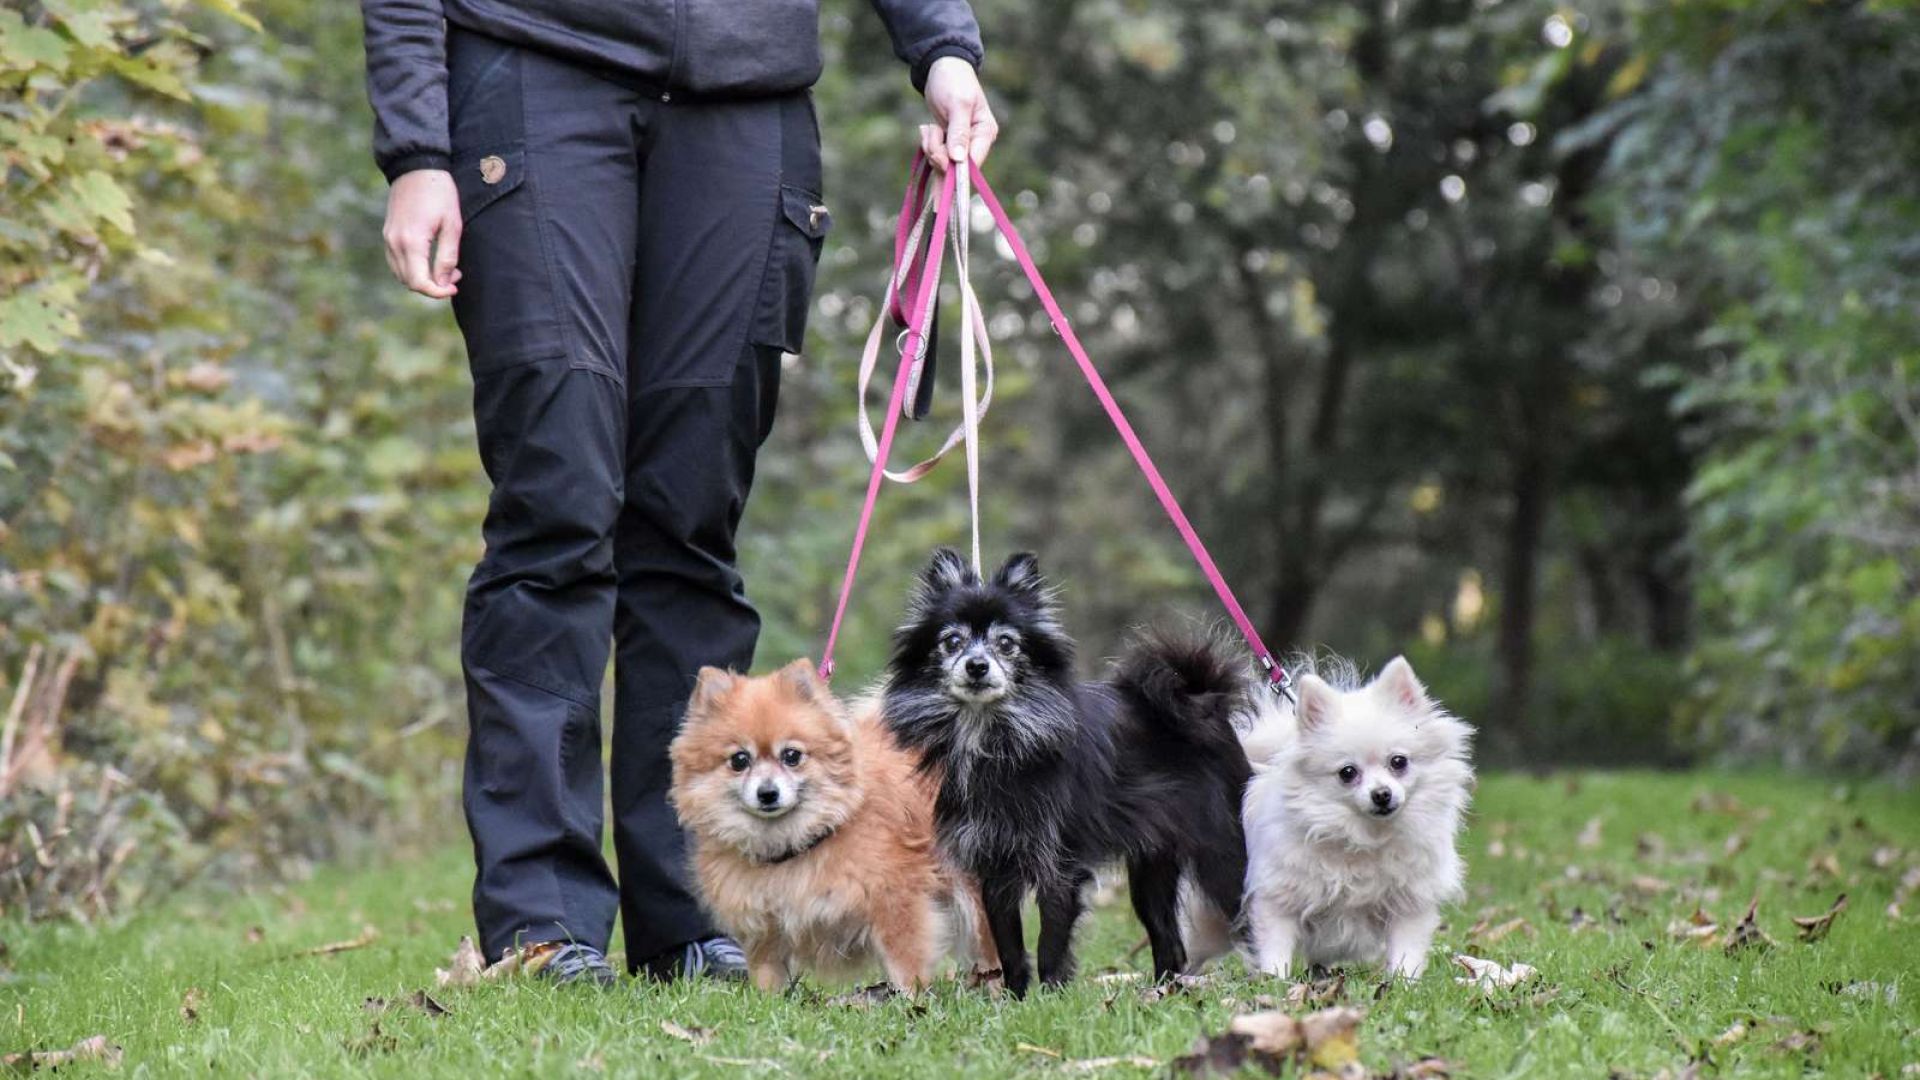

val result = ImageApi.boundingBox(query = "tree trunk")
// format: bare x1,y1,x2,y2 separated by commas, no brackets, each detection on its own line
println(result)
1494,444,1548,754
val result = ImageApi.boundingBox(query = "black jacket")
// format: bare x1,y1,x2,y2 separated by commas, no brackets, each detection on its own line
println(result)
362,0,984,181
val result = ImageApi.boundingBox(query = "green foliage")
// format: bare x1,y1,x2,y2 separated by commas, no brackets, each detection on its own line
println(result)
1601,1,1920,768
1,0,475,917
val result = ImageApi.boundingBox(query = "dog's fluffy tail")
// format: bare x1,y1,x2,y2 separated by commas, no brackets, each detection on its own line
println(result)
1111,628,1249,758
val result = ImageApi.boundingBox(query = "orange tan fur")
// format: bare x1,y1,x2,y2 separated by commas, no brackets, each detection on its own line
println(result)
669,659,997,992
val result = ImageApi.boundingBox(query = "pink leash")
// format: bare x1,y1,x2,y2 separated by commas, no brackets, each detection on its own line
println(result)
819,157,1293,699
817,164,957,682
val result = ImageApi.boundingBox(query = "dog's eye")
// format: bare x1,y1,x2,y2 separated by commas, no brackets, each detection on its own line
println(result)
779,748,805,768
1388,754,1409,773
994,633,1019,656
1337,764,1360,785
727,751,752,773
939,630,965,654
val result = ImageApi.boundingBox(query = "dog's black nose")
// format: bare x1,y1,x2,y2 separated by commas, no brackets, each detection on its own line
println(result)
1370,786,1395,810
755,783,780,807
964,657,990,681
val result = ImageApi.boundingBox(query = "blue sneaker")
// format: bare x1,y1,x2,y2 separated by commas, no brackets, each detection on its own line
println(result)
642,936,749,982
531,942,618,988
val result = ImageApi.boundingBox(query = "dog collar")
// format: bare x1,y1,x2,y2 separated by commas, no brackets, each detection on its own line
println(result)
757,825,837,866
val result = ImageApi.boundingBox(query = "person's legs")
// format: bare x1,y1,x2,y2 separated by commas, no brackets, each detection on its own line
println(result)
447,28,647,964
610,91,828,970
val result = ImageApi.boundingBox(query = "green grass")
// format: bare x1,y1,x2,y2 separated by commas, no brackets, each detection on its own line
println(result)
5,772,1918,1077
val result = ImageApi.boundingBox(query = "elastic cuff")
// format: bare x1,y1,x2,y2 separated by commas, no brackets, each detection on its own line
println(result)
912,44,981,93
381,152,454,184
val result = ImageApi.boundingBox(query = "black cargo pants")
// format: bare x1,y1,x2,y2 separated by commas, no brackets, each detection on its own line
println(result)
444,28,828,968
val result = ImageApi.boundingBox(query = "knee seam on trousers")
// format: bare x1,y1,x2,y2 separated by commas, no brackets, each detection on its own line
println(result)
470,657,599,710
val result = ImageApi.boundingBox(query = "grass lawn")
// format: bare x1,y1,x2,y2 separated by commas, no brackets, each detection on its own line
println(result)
5,771,1918,1077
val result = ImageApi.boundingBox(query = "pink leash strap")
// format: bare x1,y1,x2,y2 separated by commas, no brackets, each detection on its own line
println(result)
818,162,959,682
966,161,1292,697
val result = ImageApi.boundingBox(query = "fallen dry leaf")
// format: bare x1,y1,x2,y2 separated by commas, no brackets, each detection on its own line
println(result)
1396,1059,1453,1078
1058,1055,1160,1071
1725,898,1774,954
435,936,487,988
1807,851,1842,881
1016,1043,1063,1059
1712,1020,1748,1047
1629,875,1672,896
1,1035,123,1070
1228,1012,1304,1056
365,991,451,1019
1172,1006,1364,1077
296,924,379,958
825,982,901,1009
180,986,203,1024
697,1055,785,1072
1722,832,1750,859
1577,817,1604,849
1284,970,1348,1007
1668,906,1721,946
1769,1029,1821,1055
1093,971,1143,985
1792,893,1848,943
1451,954,1538,993
1139,974,1209,1003
660,1020,714,1046
244,925,266,944
1468,918,1535,947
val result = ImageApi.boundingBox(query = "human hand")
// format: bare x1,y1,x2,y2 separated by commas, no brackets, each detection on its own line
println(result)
382,169,462,299
920,56,999,173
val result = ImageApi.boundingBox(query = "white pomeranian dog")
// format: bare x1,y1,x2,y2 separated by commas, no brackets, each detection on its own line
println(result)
1186,655,1473,978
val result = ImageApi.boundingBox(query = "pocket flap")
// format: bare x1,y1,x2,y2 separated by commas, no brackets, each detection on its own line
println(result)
453,144,526,223
780,185,831,240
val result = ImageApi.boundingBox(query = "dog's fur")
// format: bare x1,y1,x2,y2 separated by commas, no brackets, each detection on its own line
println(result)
669,659,996,992
1187,655,1473,978
882,549,1251,996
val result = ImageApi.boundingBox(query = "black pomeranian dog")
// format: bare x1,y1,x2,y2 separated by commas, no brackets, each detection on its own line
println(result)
882,549,1251,996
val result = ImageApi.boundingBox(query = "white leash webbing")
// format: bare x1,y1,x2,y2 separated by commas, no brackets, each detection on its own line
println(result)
955,161,982,574
855,171,995,490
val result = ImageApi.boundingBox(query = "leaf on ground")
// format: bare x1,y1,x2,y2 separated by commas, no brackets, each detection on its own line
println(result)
1576,817,1604,849
1769,1029,1821,1055
1394,1058,1453,1078
1628,874,1672,896
244,925,266,944
661,1020,714,1046
434,936,487,987
826,982,909,1010
1467,918,1535,947
1712,1020,1748,1047
295,924,378,958
1173,1006,1364,1077
1792,893,1847,943
1140,974,1209,1003
1869,846,1901,869
1637,833,1668,859
1722,832,1750,859
1724,898,1774,954
365,992,450,1019
1059,1054,1160,1071
1016,1043,1063,1059
1,1035,123,1070
1690,791,1746,815
1450,955,1538,993
1093,971,1143,985
1284,970,1348,1007
179,986,203,1024
1668,907,1721,946
1807,851,1842,881
344,1022,399,1058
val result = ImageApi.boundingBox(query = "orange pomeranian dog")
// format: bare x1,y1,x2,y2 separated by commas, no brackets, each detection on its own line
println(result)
669,659,997,992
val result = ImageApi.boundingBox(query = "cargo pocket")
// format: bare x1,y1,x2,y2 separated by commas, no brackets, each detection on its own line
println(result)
450,143,569,376
747,185,831,354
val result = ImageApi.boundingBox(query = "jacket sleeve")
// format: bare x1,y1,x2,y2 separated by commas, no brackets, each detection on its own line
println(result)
867,0,984,92
361,0,452,182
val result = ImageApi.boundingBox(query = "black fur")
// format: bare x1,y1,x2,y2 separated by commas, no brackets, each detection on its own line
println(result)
882,550,1252,996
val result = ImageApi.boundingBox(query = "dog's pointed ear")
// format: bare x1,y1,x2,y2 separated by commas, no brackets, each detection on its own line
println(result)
1372,655,1430,712
992,552,1044,595
1295,673,1338,734
778,657,829,705
919,547,974,593
688,666,738,714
